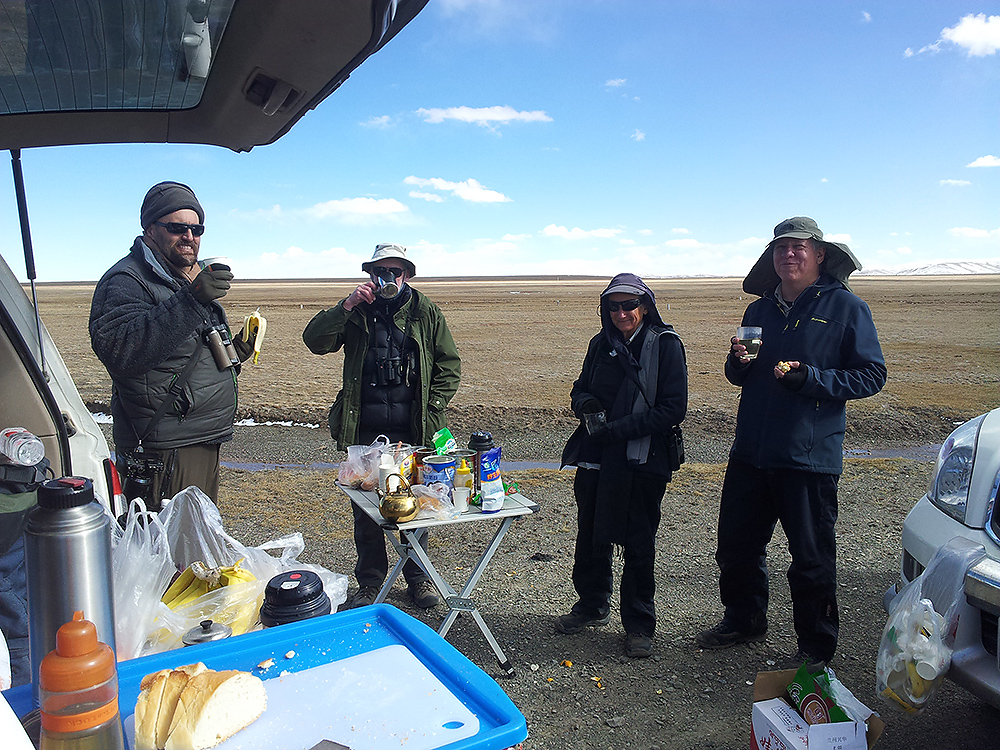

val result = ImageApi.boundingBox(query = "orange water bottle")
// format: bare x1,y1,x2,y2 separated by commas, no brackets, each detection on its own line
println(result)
38,611,124,750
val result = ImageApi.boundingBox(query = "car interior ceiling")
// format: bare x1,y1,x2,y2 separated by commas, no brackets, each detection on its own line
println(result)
0,0,422,153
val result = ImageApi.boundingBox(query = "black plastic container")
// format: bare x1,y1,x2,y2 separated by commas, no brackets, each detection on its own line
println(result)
259,570,332,627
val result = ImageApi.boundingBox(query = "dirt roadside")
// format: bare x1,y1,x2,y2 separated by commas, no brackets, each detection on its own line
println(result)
50,276,1000,748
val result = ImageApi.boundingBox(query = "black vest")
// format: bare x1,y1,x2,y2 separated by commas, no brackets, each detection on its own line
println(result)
358,290,419,444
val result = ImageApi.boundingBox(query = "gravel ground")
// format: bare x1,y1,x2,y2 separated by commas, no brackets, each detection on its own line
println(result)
165,406,1000,750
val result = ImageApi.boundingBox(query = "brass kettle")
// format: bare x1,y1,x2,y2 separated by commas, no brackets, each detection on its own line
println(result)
376,473,419,523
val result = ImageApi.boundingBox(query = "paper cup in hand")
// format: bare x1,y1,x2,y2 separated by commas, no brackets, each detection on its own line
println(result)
199,256,233,272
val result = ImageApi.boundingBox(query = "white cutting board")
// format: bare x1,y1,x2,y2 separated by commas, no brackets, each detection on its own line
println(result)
124,644,480,750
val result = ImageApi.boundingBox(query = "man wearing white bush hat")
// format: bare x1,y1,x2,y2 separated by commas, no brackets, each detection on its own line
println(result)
304,243,461,609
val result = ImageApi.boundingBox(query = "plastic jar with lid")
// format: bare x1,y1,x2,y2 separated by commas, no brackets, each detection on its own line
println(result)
38,611,124,750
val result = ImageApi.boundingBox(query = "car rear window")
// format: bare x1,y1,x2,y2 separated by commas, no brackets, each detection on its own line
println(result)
0,0,234,114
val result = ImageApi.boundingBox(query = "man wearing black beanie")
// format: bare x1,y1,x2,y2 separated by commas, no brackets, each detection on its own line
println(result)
89,181,256,508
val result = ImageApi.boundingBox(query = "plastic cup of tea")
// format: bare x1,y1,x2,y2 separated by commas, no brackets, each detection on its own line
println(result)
584,411,607,435
453,486,470,513
736,326,762,360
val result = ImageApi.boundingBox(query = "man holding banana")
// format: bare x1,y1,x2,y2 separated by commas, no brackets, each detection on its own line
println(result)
90,181,258,509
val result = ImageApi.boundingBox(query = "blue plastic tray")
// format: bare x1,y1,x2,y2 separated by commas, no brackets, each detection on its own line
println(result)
4,604,526,750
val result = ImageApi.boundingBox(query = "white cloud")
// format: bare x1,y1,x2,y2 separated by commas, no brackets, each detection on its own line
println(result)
671,228,691,235
663,238,703,249
541,224,622,240
907,13,1000,57
404,175,512,203
825,233,852,243
821,177,829,183
605,79,626,88
409,191,445,203
304,197,410,224
631,129,646,142
619,238,636,246
943,13,1000,56
361,115,392,128
862,11,871,23
940,179,971,187
949,226,1000,239
416,106,552,132
967,155,1000,167
638,229,653,236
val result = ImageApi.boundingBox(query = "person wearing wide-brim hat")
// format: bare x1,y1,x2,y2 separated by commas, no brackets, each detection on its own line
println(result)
696,217,887,668
303,243,461,611
557,273,688,658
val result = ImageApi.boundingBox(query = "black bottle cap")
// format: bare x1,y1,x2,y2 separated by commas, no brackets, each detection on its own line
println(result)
468,431,494,451
37,477,95,510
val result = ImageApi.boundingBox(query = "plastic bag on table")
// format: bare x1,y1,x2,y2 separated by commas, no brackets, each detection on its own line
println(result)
111,499,177,660
412,482,460,521
337,434,390,490
143,486,349,655
876,536,987,712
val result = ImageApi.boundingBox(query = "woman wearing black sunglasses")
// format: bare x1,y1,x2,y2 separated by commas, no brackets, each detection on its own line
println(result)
557,273,688,658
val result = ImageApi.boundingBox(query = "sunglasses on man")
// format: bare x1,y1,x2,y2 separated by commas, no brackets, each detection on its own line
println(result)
369,266,405,279
154,221,206,237
606,298,642,313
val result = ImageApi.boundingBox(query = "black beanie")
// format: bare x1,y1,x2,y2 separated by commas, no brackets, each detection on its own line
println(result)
140,181,205,228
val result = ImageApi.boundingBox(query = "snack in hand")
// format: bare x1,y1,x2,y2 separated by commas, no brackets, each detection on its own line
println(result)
135,664,266,750
777,361,792,373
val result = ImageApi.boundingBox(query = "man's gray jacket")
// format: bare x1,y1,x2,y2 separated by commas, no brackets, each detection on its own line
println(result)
89,238,237,451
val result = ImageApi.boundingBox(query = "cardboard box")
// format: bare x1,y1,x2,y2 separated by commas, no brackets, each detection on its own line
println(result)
751,670,884,750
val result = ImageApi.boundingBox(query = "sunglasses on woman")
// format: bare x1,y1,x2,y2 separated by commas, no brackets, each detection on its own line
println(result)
606,298,641,313
154,221,205,237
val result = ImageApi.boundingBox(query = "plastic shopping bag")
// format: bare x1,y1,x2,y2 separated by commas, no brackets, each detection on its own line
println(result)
111,500,177,660
413,482,460,521
337,435,390,490
876,536,987,712
141,487,348,655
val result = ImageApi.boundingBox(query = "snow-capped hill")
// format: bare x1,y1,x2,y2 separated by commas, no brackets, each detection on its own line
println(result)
857,261,1000,276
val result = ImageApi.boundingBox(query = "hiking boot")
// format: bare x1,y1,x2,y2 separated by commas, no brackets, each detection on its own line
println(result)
351,585,380,609
625,633,653,658
555,610,611,634
409,580,440,608
788,649,828,671
695,618,767,649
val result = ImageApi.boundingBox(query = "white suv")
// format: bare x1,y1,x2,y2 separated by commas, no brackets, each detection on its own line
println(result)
886,407,1000,708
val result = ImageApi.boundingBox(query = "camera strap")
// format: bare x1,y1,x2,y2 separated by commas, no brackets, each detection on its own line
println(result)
132,346,203,445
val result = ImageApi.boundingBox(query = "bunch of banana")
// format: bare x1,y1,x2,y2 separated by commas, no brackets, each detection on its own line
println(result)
161,559,257,610
241,309,267,364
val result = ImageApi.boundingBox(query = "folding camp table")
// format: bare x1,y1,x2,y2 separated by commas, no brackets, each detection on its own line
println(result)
338,485,537,675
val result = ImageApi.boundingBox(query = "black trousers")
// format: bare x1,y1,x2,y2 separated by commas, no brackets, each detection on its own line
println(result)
716,459,840,661
570,467,666,637
353,503,429,589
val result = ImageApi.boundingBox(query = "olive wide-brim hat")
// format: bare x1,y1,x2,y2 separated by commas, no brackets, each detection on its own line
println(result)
742,216,861,296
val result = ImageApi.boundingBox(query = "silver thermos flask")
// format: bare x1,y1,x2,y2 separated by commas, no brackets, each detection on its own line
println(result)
24,476,116,707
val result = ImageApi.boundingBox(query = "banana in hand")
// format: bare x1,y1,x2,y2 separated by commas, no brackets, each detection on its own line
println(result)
241,309,267,364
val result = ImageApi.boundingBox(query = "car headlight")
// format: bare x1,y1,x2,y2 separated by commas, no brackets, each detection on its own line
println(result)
928,414,987,523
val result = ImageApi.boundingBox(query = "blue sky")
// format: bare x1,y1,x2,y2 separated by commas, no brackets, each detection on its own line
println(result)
2,1,999,282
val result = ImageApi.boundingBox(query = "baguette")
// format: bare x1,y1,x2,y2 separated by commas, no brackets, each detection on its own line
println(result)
134,670,170,750
134,663,265,750
164,670,267,750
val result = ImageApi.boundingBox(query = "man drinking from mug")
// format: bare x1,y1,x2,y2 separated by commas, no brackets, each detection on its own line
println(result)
90,181,257,508
303,244,461,610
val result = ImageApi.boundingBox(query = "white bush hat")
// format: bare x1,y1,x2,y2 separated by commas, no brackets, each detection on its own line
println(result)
361,243,416,277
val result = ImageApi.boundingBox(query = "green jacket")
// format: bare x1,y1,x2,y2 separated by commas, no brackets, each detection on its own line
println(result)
302,287,461,450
